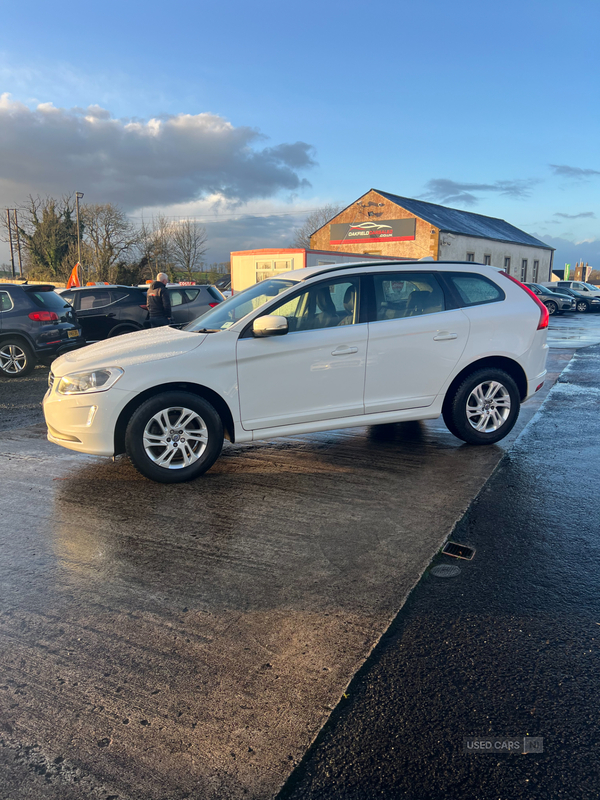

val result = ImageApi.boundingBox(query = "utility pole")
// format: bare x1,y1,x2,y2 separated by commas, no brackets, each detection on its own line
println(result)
6,209,15,278
75,191,84,271
13,209,23,277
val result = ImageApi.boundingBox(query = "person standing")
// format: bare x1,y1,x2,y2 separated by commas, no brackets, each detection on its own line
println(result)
147,273,172,327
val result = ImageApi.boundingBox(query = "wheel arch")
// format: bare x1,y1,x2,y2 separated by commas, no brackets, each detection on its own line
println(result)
114,382,236,455
442,356,528,413
0,331,36,351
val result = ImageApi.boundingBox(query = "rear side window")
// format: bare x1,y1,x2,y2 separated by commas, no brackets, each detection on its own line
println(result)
111,289,131,302
0,291,13,311
207,286,224,301
447,273,505,307
27,290,71,311
184,288,200,301
372,273,445,321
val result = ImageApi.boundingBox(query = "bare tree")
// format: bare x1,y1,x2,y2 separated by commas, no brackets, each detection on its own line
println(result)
170,219,208,279
291,204,343,249
82,203,139,283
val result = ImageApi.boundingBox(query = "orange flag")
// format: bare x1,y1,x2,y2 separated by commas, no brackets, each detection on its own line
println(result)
66,263,81,288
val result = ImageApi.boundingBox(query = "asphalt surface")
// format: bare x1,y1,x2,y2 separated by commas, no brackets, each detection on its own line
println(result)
279,344,600,800
0,312,598,800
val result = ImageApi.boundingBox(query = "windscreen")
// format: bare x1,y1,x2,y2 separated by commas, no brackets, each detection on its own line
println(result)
27,289,73,322
185,278,297,331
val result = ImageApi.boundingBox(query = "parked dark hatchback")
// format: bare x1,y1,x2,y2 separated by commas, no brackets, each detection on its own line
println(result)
524,283,576,315
543,284,600,313
0,283,84,377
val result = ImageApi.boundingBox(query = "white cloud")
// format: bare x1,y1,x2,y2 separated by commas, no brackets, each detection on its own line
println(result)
0,94,317,210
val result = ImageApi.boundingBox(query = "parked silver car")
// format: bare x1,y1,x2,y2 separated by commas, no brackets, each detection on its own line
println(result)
524,283,575,315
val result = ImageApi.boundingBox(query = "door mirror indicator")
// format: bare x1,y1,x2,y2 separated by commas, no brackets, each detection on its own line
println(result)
253,315,288,337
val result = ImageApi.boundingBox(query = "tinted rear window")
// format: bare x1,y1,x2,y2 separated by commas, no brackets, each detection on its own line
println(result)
207,286,223,301
447,273,505,306
27,290,72,311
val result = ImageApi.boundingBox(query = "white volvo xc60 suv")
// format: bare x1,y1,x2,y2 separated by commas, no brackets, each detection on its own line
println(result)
44,261,549,483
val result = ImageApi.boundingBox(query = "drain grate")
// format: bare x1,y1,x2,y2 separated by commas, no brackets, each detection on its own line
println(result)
442,541,475,560
430,564,461,578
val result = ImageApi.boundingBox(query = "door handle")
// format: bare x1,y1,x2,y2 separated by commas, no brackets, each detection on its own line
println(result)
433,332,458,341
107,313,116,318
331,346,358,356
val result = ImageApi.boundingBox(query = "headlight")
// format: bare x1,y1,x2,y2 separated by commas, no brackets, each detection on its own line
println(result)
56,367,123,395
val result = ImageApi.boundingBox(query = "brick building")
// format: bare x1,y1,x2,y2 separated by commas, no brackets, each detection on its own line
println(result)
310,189,555,283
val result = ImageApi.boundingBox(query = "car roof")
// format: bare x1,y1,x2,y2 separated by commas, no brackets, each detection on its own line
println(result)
65,284,145,291
275,259,499,283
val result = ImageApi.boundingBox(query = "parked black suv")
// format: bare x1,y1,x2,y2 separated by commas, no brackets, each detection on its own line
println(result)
61,285,149,341
0,283,84,377
61,284,225,341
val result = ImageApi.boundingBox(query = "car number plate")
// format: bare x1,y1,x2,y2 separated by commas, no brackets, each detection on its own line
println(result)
67,329,80,338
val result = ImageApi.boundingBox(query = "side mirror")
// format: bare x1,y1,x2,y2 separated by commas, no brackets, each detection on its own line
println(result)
253,314,288,337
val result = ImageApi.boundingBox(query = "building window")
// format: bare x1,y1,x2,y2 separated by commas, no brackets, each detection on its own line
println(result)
483,255,491,265
533,260,540,281
466,252,475,262
504,257,511,274
255,258,293,283
521,259,528,281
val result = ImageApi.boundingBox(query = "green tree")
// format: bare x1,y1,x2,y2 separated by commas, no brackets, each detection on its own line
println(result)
17,196,81,280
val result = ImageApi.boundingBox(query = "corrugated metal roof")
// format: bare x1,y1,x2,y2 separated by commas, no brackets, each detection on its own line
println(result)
374,189,554,250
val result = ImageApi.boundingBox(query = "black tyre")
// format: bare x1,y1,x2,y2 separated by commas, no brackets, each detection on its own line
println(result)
108,325,140,337
442,369,520,445
545,301,558,316
0,339,36,378
576,300,589,313
125,391,223,483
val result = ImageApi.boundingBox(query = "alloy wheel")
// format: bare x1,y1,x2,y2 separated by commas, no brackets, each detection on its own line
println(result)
466,380,511,433
142,406,208,469
0,344,27,375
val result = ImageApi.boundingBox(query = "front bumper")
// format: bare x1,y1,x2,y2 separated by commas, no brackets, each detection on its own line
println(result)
43,382,133,457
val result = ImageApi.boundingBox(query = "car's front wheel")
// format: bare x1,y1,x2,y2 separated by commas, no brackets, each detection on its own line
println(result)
576,300,589,313
443,369,520,445
0,339,36,378
545,300,558,316
125,391,223,482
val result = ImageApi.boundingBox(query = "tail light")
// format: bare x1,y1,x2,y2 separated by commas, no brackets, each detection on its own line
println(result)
208,302,219,308
502,273,549,330
140,304,148,310
29,311,59,322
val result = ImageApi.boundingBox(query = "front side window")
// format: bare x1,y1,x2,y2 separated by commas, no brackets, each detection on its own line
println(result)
372,273,445,320
268,278,359,332
447,273,505,307
0,291,13,312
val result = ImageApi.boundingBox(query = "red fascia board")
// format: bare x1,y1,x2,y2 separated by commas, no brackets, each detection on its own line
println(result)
231,248,306,256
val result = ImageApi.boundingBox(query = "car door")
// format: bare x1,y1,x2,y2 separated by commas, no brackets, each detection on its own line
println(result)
236,276,367,430
74,289,115,340
364,272,470,413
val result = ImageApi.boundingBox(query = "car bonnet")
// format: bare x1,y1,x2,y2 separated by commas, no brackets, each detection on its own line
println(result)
52,326,207,376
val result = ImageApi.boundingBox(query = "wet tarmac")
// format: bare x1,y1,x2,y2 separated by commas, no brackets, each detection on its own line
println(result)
279,344,600,800
0,318,596,800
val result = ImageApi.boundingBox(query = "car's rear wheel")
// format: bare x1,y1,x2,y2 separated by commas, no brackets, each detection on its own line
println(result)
125,391,223,482
443,369,520,445
545,300,558,316
576,300,589,313
0,339,36,378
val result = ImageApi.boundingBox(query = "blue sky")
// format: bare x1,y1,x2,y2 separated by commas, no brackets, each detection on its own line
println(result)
1,0,599,268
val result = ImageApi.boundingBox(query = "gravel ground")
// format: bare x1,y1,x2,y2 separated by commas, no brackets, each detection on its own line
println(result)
0,365,49,431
